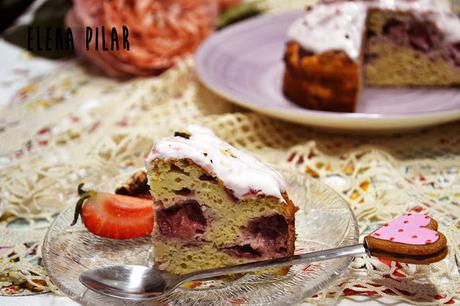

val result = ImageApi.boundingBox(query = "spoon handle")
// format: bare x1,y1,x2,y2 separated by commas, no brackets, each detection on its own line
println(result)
182,244,367,282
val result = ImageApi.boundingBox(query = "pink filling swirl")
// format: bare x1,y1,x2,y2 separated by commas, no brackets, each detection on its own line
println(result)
156,200,207,240
222,214,289,259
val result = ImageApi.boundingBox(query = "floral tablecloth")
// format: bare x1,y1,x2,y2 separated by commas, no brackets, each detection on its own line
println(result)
0,1,459,305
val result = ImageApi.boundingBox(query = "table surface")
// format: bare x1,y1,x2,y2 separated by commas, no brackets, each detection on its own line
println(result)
2,1,459,304
0,20,460,305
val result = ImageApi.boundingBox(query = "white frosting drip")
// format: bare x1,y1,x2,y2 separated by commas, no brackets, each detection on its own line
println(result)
288,2,368,60
288,0,460,60
145,125,286,201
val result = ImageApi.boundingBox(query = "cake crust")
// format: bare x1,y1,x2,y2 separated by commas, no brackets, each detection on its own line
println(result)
283,41,360,112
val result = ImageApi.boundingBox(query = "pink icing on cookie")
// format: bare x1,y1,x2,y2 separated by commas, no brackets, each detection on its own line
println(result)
371,214,439,245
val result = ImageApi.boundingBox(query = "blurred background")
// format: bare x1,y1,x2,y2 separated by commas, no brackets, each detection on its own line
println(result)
0,0,260,74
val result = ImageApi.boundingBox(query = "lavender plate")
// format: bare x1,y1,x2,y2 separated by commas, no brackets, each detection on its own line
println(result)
195,11,460,131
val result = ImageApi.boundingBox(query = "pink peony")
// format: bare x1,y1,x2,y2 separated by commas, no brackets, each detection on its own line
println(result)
67,0,218,77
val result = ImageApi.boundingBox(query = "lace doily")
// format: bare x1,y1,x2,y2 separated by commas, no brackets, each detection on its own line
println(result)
0,0,459,304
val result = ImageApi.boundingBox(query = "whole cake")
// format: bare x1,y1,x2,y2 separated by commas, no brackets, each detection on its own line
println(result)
283,0,460,112
145,126,297,275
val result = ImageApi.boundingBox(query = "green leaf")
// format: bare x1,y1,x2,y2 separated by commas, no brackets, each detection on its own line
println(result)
3,0,74,59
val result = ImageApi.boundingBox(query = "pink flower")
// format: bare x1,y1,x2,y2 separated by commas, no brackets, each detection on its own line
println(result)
67,0,218,77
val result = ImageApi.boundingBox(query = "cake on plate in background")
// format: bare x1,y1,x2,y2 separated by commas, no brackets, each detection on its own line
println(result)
283,0,460,112
145,125,297,275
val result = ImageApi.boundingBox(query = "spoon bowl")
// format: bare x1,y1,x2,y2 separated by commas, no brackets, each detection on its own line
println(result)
80,265,170,300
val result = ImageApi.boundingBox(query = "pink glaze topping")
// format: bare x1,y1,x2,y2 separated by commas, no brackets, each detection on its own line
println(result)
146,125,286,201
371,213,439,245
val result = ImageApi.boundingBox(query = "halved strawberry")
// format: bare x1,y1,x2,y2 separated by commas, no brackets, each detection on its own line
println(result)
71,183,154,239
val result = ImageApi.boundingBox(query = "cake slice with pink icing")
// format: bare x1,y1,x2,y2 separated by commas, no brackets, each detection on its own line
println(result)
145,125,297,275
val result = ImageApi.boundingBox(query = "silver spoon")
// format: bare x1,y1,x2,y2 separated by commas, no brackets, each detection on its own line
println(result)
80,244,367,300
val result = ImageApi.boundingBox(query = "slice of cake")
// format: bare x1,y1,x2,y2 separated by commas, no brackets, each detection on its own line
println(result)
283,0,460,112
145,125,297,275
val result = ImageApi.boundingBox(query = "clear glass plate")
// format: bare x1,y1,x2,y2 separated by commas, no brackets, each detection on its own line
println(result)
42,168,359,305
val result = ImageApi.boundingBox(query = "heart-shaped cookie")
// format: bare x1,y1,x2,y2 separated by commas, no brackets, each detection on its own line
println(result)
365,213,448,264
